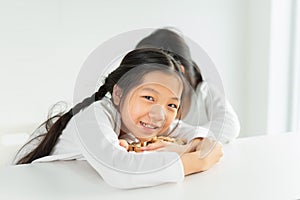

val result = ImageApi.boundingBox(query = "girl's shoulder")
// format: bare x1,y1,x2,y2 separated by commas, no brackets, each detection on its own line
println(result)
88,97,121,128
196,81,224,99
93,96,116,113
195,81,208,99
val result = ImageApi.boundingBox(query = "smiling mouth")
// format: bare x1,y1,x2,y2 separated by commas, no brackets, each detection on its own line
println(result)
140,121,160,129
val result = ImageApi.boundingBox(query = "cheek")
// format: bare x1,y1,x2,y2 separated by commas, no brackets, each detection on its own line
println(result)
168,111,177,120
128,100,149,121
162,111,177,128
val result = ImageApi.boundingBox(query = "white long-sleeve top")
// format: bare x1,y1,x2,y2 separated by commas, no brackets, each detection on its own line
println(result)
18,97,207,189
183,81,240,143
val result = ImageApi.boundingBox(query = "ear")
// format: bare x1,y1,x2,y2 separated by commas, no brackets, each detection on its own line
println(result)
112,84,123,106
179,64,185,74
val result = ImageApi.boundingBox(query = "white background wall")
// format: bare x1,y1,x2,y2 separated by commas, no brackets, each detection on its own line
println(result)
0,0,279,165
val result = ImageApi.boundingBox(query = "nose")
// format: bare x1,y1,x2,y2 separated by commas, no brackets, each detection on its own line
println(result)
149,104,166,125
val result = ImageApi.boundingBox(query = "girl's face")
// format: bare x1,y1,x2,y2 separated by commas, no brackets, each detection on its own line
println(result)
113,71,183,142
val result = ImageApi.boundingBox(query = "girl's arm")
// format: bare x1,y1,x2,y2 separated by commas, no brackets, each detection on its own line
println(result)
201,82,240,143
73,102,185,189
73,101,222,188
181,140,223,175
185,82,240,143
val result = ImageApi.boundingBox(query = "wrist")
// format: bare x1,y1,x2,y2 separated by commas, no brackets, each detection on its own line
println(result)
186,138,204,153
181,151,203,175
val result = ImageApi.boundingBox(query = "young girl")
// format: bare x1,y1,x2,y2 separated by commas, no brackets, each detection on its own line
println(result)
15,48,223,189
136,28,241,144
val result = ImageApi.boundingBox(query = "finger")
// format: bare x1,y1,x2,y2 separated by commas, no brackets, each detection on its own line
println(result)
146,147,166,152
119,139,129,150
198,140,222,159
141,141,167,151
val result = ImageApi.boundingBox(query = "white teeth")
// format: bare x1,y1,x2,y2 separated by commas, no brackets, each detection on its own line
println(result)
141,121,157,129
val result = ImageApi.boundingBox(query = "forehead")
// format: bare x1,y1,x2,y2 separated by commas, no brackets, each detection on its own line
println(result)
138,70,183,97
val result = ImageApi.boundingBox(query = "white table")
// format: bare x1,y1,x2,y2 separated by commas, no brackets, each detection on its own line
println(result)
0,133,299,200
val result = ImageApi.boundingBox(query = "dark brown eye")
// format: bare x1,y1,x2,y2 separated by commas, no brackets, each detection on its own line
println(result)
168,104,178,109
143,96,154,101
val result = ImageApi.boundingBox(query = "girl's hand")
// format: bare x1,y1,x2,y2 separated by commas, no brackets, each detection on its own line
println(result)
181,141,223,175
195,137,219,155
119,139,129,151
140,141,188,155
141,137,204,155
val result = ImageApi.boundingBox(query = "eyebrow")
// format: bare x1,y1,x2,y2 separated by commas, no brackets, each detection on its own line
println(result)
141,87,180,101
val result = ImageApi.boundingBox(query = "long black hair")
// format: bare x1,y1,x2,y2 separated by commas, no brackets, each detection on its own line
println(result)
15,48,184,164
136,28,203,89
